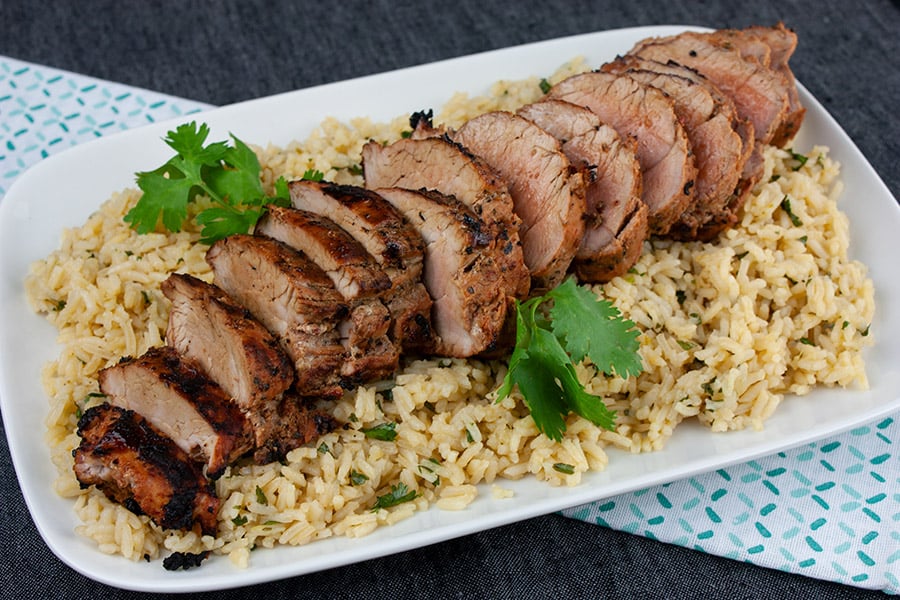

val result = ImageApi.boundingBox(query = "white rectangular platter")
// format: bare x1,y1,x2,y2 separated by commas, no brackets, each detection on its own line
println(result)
1,25,899,593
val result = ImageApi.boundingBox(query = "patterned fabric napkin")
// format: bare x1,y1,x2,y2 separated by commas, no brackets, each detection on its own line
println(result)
1,56,896,594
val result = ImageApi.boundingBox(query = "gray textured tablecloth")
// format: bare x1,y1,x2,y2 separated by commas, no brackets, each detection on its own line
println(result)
1,0,897,597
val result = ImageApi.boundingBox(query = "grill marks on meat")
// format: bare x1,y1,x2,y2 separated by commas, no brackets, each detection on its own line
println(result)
98,346,253,480
206,234,348,397
517,99,647,281
73,404,219,535
288,180,434,353
161,273,295,452
361,134,531,299
452,111,586,291
376,187,507,356
256,206,399,385
548,71,696,236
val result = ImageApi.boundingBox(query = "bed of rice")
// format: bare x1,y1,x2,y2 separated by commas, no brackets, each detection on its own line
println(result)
25,59,875,567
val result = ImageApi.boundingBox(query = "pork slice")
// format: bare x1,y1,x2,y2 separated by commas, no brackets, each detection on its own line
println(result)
73,404,219,535
256,206,399,385
206,234,348,397
602,57,745,240
548,71,696,236
629,30,793,146
255,206,391,300
724,23,805,145
288,180,434,353
161,273,294,451
98,345,254,479
452,111,586,291
362,134,531,299
376,187,508,357
517,99,647,281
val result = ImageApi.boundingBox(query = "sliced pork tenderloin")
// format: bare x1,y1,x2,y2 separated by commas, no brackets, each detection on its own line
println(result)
288,180,434,353
451,111,586,291
161,273,295,452
601,56,746,240
375,187,508,357
98,345,254,479
362,132,530,299
255,206,399,385
718,23,805,145
73,404,219,535
548,71,696,236
517,99,648,281
206,234,348,397
628,29,793,147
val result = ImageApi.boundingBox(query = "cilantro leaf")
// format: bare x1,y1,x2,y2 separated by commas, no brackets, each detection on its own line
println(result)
497,277,642,441
125,121,296,244
371,483,418,511
547,278,642,378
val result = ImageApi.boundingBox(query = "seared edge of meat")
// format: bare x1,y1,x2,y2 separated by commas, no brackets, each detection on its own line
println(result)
362,131,531,299
452,111,586,292
98,346,254,479
376,187,509,357
73,404,219,535
161,273,295,451
206,234,349,397
256,206,391,301
288,180,435,353
517,99,648,281
548,71,696,236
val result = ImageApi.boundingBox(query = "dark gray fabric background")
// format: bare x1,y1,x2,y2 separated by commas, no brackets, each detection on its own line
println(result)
1,0,897,598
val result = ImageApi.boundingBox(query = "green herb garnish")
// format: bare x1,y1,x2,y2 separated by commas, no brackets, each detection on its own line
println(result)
124,121,294,244
371,483,418,511
255,485,268,506
496,277,642,441
539,78,552,94
780,195,803,227
362,422,398,441
553,463,575,475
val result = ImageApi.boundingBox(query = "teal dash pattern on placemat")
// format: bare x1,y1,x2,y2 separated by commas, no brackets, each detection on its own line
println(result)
0,57,209,199
562,416,899,593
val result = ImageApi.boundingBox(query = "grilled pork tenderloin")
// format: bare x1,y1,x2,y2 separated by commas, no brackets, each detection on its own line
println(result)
287,180,435,354
376,187,509,357
548,71,697,236
517,99,648,281
451,111,586,292
98,345,254,480
255,206,399,386
206,234,349,397
73,404,219,536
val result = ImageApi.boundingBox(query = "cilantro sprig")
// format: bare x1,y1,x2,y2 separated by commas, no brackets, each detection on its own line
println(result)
124,121,293,244
497,278,643,441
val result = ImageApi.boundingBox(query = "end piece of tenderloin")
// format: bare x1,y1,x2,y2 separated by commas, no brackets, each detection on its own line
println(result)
451,111,586,292
252,393,337,464
517,99,647,282
287,180,435,354
376,187,508,357
601,56,746,240
256,206,399,386
206,234,348,397
548,71,696,236
628,28,794,147
361,131,531,299
162,273,295,452
73,404,219,535
98,345,254,480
